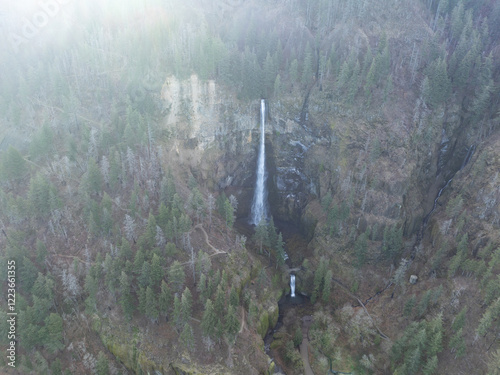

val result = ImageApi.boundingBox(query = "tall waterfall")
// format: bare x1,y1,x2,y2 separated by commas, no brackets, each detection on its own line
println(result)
290,274,296,298
250,99,269,225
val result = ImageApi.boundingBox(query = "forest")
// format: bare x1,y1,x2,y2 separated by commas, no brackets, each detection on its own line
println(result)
0,0,499,374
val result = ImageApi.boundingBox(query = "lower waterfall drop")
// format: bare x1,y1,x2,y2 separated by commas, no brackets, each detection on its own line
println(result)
290,274,296,298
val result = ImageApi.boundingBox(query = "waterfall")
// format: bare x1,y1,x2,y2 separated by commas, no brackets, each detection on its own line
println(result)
290,274,296,298
250,99,269,225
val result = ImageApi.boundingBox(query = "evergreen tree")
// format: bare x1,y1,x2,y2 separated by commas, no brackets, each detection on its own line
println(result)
354,232,368,267
168,261,185,292
173,294,182,330
179,322,195,352
145,286,159,323
86,158,102,194
181,287,193,321
322,270,333,303
150,254,163,287
0,146,27,182
120,238,133,261
274,232,286,268
96,352,110,375
138,286,147,315
225,305,240,344
229,286,240,308
133,249,145,276
138,261,151,288
424,58,451,107
214,284,226,317
201,299,217,339
120,271,134,320
158,280,172,319
254,218,269,254
44,313,63,352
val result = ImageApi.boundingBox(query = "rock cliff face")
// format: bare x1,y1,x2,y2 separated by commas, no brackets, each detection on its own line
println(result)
161,74,477,241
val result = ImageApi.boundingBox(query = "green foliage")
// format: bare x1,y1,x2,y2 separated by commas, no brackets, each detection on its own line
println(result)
253,218,269,254
145,286,159,322
382,224,403,261
181,287,193,322
423,58,451,107
293,325,303,347
29,123,53,161
225,305,240,344
446,194,463,219
403,295,416,317
0,146,27,182
354,231,369,268
96,352,110,375
391,314,443,375
168,260,185,292
28,173,60,218
44,313,64,352
448,234,468,278
120,271,134,320
179,323,195,352
201,299,217,339
86,158,102,194
158,280,172,319
320,192,332,212
311,258,329,304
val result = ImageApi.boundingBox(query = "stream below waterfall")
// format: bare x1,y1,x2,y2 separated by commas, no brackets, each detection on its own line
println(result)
237,216,313,374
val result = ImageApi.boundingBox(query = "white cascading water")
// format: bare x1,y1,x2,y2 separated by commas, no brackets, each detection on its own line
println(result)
250,99,269,225
290,274,296,298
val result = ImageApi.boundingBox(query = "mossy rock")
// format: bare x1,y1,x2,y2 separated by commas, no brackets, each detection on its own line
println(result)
270,339,282,350
257,312,269,338
257,304,279,338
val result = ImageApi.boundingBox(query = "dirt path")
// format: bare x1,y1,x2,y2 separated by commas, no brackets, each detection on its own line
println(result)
194,224,225,255
300,316,314,375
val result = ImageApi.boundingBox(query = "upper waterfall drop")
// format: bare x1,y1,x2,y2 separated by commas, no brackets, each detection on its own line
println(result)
250,99,269,225
290,274,296,298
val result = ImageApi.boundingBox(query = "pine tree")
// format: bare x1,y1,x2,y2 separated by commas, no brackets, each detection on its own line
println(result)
179,323,195,352
275,232,286,268
254,218,269,254
150,254,163,287
225,305,240,344
96,352,110,375
268,217,278,251
145,286,159,323
133,249,145,276
138,261,151,288
168,261,185,292
354,232,368,267
44,313,64,352
214,284,226,317
120,271,134,320
201,299,217,339
229,286,239,308
181,287,193,321
138,286,147,315
322,270,333,303
173,294,182,330
86,158,102,195
158,280,172,319
0,146,27,182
